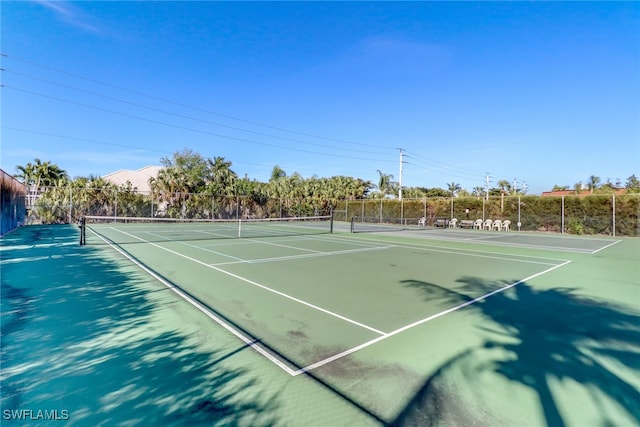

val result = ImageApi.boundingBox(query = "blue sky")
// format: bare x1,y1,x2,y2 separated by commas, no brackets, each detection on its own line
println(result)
2,1,638,195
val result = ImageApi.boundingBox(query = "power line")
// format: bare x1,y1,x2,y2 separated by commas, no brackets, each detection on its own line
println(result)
3,84,397,164
1,126,372,177
403,149,487,177
3,54,395,150
4,68,393,156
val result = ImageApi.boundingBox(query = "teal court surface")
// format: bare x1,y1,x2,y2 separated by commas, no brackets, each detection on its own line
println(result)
1,221,639,426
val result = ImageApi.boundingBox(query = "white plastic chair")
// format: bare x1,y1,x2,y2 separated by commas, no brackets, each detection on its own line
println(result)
502,220,511,231
474,219,483,230
483,219,493,230
418,217,426,227
492,219,502,231
449,218,457,229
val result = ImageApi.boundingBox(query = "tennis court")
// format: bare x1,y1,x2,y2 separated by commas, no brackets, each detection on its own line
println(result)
84,217,575,375
2,219,638,426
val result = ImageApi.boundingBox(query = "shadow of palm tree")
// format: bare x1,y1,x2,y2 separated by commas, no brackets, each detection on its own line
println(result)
392,277,640,427
1,225,280,425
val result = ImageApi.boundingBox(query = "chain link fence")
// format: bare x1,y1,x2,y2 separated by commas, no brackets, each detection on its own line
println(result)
21,187,640,236
25,187,336,225
335,194,639,237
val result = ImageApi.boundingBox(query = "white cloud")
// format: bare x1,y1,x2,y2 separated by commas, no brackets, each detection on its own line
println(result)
32,0,102,34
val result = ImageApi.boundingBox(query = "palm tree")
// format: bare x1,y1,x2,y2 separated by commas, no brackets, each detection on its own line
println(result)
447,182,462,197
497,179,511,194
207,156,237,196
588,175,601,194
377,170,394,197
472,186,485,198
149,167,190,217
15,158,67,189
15,162,36,186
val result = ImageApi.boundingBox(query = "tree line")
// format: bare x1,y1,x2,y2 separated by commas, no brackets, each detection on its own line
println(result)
14,149,640,206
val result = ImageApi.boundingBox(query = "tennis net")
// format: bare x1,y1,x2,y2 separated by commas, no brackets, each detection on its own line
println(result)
80,214,333,245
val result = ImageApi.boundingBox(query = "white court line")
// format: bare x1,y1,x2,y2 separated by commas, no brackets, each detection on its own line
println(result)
347,229,606,254
145,231,247,262
316,233,567,266
327,232,575,262
591,239,622,254
293,259,572,375
244,238,323,253
110,228,386,336
212,245,393,266
87,227,298,375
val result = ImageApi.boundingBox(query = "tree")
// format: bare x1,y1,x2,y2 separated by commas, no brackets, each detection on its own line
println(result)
207,156,237,196
497,180,511,194
552,185,569,191
160,148,208,192
625,174,640,193
270,165,287,182
472,187,485,198
15,162,36,186
446,182,462,197
588,175,601,194
376,170,395,197
15,158,67,189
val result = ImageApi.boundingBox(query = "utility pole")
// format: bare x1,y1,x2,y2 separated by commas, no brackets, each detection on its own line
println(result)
513,178,518,196
485,173,491,200
398,148,404,200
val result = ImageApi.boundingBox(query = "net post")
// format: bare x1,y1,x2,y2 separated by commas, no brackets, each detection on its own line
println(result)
330,209,334,233
350,216,355,233
79,216,86,246
238,218,242,238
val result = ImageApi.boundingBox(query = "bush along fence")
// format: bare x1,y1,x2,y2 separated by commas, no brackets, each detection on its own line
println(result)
334,194,639,237
21,187,640,237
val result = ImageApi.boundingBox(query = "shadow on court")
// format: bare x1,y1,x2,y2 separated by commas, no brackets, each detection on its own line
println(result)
1,225,280,425
391,277,640,427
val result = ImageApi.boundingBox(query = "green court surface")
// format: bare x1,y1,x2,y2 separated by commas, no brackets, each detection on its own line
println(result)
2,223,639,426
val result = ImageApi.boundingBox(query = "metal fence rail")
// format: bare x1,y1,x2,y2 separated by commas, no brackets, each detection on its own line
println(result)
335,195,639,237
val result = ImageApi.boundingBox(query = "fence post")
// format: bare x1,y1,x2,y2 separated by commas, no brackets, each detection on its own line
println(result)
482,198,486,222
612,194,616,237
68,184,73,224
517,196,521,231
561,196,565,234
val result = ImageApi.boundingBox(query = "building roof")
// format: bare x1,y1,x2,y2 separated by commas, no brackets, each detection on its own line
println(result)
103,166,163,193
541,188,626,197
